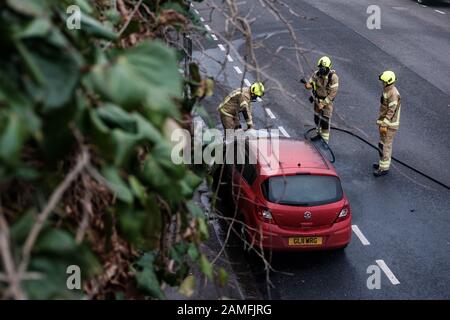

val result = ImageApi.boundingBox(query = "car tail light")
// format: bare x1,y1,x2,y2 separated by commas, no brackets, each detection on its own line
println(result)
256,206,275,224
335,203,350,223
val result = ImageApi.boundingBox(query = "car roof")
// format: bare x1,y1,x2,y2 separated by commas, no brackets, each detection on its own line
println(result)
248,137,332,174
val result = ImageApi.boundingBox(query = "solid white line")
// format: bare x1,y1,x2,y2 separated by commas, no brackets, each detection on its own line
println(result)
204,24,211,31
233,66,243,74
244,79,252,87
218,44,226,51
351,225,370,246
211,34,218,41
200,17,205,22
434,9,446,14
265,108,276,119
278,126,290,137
227,54,234,62
376,260,400,285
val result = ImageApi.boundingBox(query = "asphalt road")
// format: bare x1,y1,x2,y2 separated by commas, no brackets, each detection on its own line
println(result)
191,0,450,299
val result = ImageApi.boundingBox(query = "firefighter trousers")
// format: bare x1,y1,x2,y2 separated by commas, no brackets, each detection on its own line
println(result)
220,112,241,130
378,128,397,171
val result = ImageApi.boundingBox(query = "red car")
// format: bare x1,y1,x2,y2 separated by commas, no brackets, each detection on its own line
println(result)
227,137,351,251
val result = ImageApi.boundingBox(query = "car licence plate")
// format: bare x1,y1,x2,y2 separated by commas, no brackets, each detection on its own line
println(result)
288,237,323,246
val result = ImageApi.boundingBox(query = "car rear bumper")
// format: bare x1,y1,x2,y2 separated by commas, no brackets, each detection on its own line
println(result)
247,218,352,251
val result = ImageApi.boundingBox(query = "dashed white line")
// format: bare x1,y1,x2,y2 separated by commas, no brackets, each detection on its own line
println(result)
244,79,252,87
218,44,226,51
278,126,290,138
194,9,199,14
227,54,234,62
351,225,370,246
376,260,400,285
204,24,212,31
265,108,276,119
211,34,218,41
434,9,446,15
200,17,205,22
421,4,427,7
233,66,243,74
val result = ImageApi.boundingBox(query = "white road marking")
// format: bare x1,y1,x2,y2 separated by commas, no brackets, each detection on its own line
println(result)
376,260,400,285
211,34,218,41
227,54,234,62
434,10,446,15
244,79,252,87
218,44,226,51
278,126,290,137
265,108,276,119
351,225,370,246
421,5,427,7
257,97,263,102
204,24,212,31
233,66,243,74
194,9,199,14
200,17,205,22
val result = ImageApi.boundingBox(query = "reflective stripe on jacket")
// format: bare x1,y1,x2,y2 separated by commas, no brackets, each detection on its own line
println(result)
378,85,401,129
218,87,253,126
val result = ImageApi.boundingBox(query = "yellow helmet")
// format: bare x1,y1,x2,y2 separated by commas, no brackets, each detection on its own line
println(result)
250,82,265,97
379,71,396,85
317,56,332,68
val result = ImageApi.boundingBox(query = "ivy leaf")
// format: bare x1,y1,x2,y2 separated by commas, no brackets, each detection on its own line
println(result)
197,217,209,241
34,229,77,254
186,200,204,218
80,12,118,41
0,112,29,165
6,0,48,17
17,40,81,110
178,275,195,297
101,167,134,204
187,243,199,261
135,253,165,299
90,40,182,116
10,210,39,245
199,254,213,281
217,268,229,287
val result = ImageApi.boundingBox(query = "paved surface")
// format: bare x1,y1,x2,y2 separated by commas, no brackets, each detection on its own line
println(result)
191,0,450,299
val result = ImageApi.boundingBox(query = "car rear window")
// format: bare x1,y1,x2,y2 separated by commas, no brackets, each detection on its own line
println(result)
263,174,343,206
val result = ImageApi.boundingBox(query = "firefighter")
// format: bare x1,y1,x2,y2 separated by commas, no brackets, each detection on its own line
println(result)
217,82,265,131
304,56,339,143
373,70,401,177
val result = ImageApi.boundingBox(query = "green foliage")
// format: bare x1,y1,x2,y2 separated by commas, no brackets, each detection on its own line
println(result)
0,0,214,299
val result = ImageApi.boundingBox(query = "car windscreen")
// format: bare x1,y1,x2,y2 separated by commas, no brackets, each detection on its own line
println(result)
263,174,343,206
